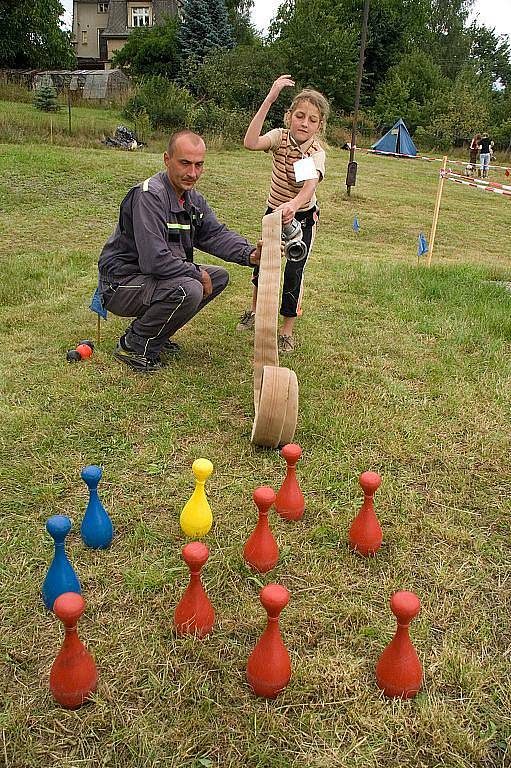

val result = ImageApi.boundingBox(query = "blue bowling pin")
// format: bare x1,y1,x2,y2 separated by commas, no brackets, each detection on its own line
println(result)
80,465,114,549
42,515,81,611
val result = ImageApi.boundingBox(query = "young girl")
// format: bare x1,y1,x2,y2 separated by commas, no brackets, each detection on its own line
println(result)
237,75,329,353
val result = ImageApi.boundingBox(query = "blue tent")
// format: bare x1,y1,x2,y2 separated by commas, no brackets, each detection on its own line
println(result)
371,118,417,156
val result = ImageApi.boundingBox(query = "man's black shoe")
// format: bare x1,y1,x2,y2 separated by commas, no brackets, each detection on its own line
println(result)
162,339,181,356
113,341,163,373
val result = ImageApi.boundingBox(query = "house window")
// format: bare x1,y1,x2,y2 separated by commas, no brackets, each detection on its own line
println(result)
131,6,151,26
98,2,108,12
82,30,88,44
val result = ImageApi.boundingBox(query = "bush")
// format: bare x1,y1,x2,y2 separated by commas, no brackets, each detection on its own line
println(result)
191,102,251,144
124,77,196,131
187,42,287,115
0,80,33,103
413,125,438,152
112,17,180,80
325,122,352,148
490,119,511,150
132,108,151,144
326,110,376,147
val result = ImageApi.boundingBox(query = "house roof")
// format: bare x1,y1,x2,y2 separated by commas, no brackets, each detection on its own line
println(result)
102,0,128,36
102,0,179,36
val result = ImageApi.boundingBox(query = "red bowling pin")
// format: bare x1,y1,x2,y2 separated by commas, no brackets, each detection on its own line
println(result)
349,471,382,556
376,591,422,699
174,542,214,637
275,444,305,521
246,584,291,698
50,592,97,709
244,487,279,573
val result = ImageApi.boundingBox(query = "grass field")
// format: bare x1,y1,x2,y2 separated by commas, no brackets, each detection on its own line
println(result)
1,132,510,768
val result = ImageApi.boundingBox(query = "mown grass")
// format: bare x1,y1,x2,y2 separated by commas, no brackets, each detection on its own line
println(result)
0,133,510,768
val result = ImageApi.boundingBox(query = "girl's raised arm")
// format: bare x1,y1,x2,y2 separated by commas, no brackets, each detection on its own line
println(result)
244,75,295,151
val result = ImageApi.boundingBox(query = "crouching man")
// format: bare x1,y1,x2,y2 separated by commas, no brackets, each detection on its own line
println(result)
98,129,261,372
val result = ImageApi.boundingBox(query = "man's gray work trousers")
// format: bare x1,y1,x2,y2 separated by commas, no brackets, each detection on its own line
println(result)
100,265,229,357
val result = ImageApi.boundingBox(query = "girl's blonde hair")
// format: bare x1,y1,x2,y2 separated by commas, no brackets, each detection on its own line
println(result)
284,89,330,133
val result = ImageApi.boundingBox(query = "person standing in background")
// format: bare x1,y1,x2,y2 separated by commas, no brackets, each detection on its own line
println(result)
478,133,494,179
468,133,480,177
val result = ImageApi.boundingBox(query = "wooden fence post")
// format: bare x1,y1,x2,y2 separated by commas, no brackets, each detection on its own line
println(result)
427,155,448,267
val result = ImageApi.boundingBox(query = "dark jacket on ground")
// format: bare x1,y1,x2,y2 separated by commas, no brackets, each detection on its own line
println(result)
98,171,254,281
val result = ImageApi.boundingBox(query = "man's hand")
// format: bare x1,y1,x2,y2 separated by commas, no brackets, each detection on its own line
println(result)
274,201,298,225
199,269,213,298
249,240,263,266
267,75,295,104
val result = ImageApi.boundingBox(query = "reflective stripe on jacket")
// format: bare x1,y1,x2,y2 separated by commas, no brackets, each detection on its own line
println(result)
99,171,254,281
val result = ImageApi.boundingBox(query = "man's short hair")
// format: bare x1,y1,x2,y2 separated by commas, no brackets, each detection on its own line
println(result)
167,130,205,156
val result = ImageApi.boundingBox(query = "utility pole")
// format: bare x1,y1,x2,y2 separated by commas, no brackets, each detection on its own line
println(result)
346,0,370,196
67,80,72,135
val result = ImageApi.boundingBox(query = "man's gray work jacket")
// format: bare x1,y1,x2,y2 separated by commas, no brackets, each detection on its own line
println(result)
98,171,254,282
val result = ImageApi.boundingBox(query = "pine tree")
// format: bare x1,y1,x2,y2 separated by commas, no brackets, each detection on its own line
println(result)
34,84,61,112
179,0,234,63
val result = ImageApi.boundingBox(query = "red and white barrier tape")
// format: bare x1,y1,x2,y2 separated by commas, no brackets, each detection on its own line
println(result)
362,147,510,173
446,158,511,173
446,175,511,198
364,148,438,161
447,171,511,192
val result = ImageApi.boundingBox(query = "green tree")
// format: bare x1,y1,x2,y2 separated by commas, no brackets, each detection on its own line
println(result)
490,89,511,148
269,0,359,111
191,42,287,113
33,84,61,111
423,0,475,79
268,0,454,111
468,24,511,87
373,74,412,130
363,0,432,93
373,51,449,130
492,89,511,128
491,118,511,151
429,66,491,145
0,0,74,68
178,0,234,63
225,0,257,45
112,16,180,79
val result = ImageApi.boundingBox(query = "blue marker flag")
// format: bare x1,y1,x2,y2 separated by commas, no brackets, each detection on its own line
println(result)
353,214,360,233
89,287,107,319
417,232,428,257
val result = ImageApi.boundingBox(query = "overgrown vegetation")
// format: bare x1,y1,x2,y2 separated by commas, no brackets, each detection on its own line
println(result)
0,0,74,69
111,0,511,151
1,0,510,152
112,16,181,80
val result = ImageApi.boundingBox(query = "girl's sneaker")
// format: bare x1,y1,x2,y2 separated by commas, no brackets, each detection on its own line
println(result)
278,335,294,354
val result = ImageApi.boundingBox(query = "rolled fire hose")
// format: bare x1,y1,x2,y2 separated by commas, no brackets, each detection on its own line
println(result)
251,210,299,448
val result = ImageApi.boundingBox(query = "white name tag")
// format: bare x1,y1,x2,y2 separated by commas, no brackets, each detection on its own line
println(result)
293,156,318,182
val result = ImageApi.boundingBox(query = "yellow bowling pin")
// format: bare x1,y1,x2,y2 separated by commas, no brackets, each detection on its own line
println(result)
180,458,213,537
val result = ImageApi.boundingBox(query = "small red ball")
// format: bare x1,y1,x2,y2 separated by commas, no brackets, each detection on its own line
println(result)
76,344,93,359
